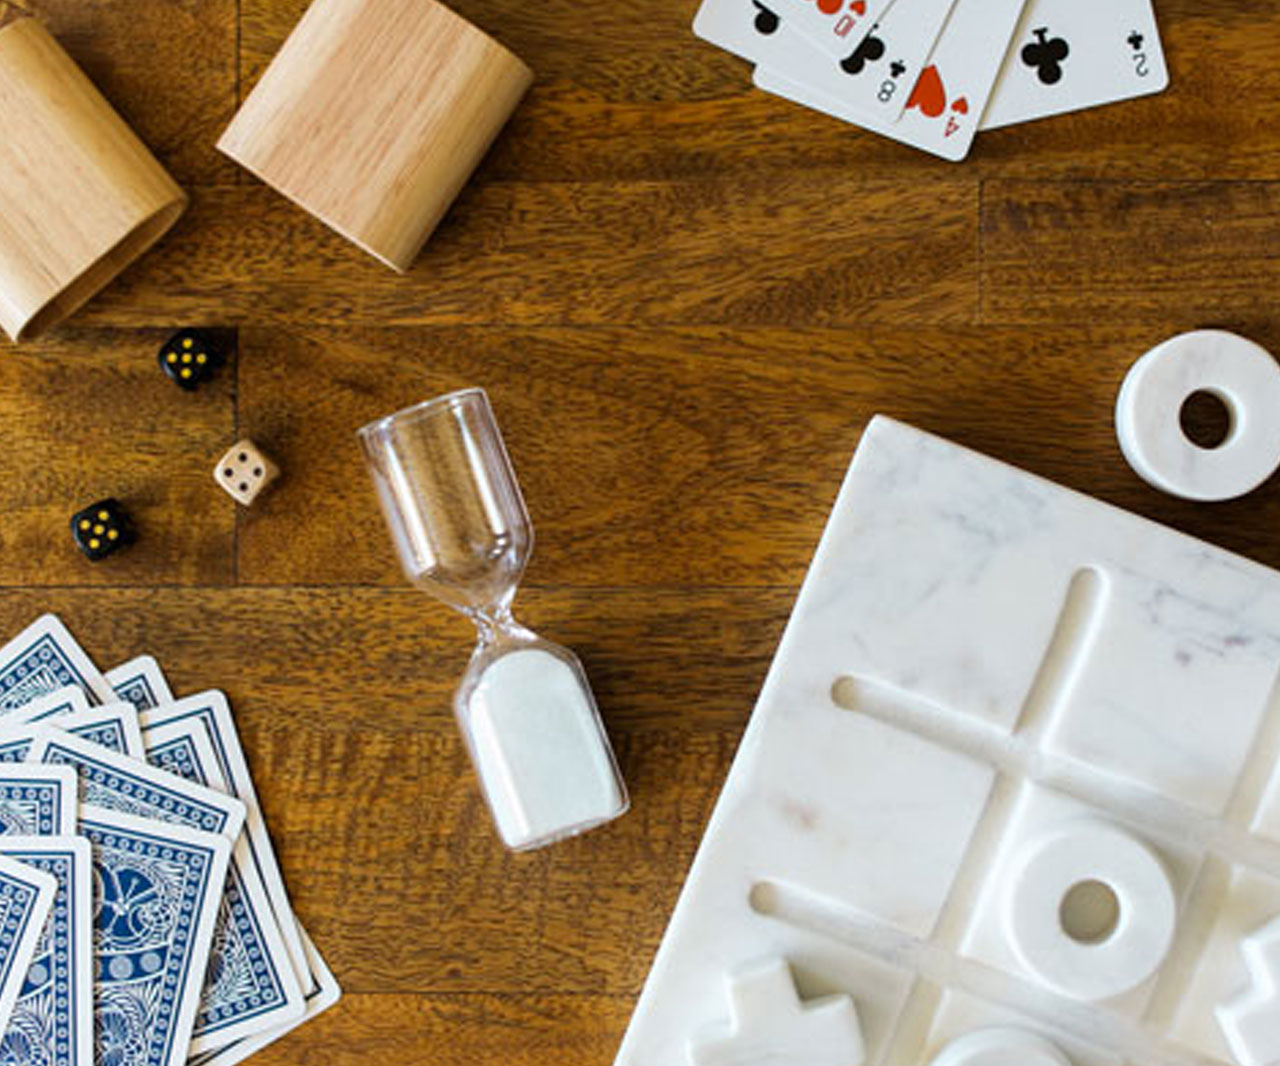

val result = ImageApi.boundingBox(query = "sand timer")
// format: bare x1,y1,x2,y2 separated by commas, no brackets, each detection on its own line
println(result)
358,388,628,850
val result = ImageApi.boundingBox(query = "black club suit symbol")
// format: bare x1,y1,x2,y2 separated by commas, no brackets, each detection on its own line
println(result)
752,1,779,35
1022,27,1070,86
841,31,885,76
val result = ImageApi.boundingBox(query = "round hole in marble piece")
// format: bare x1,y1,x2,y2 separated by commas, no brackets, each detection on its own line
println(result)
748,882,780,916
1059,879,1120,945
1179,389,1234,450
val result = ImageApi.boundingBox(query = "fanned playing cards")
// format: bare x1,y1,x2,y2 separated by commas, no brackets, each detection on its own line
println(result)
694,0,1170,161
0,613,341,1066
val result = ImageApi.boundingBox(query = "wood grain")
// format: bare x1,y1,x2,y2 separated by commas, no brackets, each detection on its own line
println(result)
248,994,631,1066
3,0,1280,1062
0,329,235,585
26,0,237,186
72,179,978,328
981,181,1280,326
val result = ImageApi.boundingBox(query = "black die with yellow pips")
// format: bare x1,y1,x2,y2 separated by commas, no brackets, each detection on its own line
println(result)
70,499,134,561
158,329,224,390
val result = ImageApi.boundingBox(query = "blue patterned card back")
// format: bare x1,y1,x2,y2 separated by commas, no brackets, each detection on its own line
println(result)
0,854,57,1039
105,657,174,714
79,806,231,1066
0,767,76,836
29,732,244,841
0,618,110,713
146,727,304,1048
0,837,93,1066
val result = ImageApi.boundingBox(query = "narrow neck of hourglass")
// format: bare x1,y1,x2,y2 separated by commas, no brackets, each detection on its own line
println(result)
466,603,536,649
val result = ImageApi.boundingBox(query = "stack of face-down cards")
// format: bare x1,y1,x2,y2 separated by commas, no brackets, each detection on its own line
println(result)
0,613,340,1066
694,0,1170,161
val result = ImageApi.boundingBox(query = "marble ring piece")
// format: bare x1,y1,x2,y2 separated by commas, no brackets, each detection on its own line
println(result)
1116,330,1280,501
1002,820,1177,1002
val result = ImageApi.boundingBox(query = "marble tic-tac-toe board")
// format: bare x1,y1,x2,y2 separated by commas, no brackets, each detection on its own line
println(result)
615,417,1280,1066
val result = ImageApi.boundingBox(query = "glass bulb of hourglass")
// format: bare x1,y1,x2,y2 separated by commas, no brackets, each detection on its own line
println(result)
359,388,628,850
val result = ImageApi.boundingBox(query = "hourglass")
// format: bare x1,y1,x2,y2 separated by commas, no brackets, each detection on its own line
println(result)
358,388,629,850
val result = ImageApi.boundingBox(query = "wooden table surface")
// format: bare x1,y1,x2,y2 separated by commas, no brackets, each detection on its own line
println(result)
4,0,1280,1062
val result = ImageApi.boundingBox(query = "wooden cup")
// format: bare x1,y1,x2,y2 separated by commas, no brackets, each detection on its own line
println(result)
0,4,188,342
217,0,533,272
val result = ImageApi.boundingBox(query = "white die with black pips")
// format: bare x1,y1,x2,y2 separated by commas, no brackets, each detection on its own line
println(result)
215,439,279,505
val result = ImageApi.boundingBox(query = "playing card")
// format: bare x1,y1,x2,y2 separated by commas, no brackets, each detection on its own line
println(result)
0,617,111,713
0,765,77,835
142,694,342,1062
0,714,137,765
757,0,957,124
27,729,246,841
145,718,305,1050
693,0,791,66
9,698,146,760
141,693,309,983
0,852,56,1038
769,0,895,62
13,686,88,723
756,0,1028,161
189,930,341,1066
105,655,175,712
79,803,232,1066
0,836,93,1066
980,0,1167,131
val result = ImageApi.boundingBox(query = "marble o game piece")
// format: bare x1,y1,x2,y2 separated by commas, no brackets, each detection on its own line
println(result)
928,1027,1074,1066
614,417,1280,1066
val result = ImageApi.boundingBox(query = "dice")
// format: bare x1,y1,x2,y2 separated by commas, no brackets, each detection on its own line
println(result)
70,499,135,561
214,440,279,505
158,329,225,391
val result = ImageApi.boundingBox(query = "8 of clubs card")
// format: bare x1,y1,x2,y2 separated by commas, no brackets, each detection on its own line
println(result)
756,0,1028,161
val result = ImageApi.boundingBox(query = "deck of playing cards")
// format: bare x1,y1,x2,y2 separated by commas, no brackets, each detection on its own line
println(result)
0,614,340,1066
694,0,1170,161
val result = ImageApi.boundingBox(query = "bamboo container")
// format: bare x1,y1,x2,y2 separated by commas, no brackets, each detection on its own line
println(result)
217,0,533,272
0,3,187,342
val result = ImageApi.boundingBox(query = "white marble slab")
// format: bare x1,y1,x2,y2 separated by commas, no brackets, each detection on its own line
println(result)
614,417,1280,1066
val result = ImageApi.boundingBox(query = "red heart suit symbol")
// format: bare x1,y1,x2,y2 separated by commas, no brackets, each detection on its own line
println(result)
952,97,969,115
906,65,946,119
849,0,866,12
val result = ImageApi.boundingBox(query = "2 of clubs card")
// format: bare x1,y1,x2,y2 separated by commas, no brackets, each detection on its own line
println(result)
981,0,1169,131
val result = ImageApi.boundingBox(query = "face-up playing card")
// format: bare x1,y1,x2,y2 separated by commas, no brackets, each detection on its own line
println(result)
693,0,791,66
141,693,342,1065
0,851,56,1039
0,616,112,713
768,0,895,62
145,717,305,1051
0,765,77,835
0,836,93,1066
79,803,232,1066
980,0,1167,131
105,655,175,712
760,0,957,125
755,0,1028,161
27,729,246,841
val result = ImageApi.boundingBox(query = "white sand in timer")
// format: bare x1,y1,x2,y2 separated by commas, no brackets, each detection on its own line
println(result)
467,648,627,851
